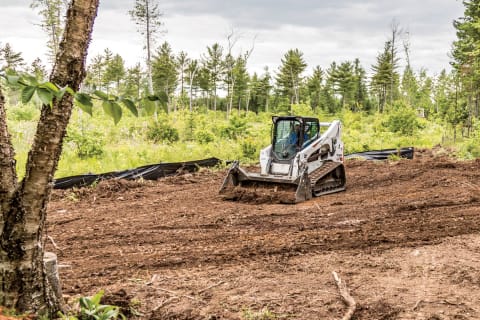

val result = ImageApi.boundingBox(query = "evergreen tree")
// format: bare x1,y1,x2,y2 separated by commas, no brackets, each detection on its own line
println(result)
232,56,249,112
129,0,164,95
103,53,126,93
30,0,68,63
307,66,323,110
400,65,418,107
152,41,178,112
416,69,434,117
433,69,452,117
371,41,399,112
176,51,189,108
203,43,224,111
331,61,355,110
321,62,339,113
451,0,480,121
124,63,144,99
276,48,307,106
29,58,47,81
84,54,104,90
0,43,25,71
352,58,370,111
186,59,199,112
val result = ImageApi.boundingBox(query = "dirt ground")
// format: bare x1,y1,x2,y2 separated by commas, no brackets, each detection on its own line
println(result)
46,148,480,320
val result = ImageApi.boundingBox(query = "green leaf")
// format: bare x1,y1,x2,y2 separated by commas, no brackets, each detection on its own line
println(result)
91,290,104,305
93,90,109,100
40,81,59,93
121,98,138,117
55,86,68,100
142,99,156,116
102,100,122,124
21,86,36,104
6,75,20,85
65,87,75,95
74,93,93,116
37,87,54,106
23,75,39,86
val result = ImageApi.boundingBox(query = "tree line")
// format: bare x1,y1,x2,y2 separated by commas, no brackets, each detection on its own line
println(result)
1,0,478,142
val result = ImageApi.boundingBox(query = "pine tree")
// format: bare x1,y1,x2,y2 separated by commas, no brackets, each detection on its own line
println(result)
30,58,47,81
30,0,68,63
451,0,480,121
0,43,25,71
152,41,178,112
322,62,339,113
203,43,224,111
129,0,164,95
276,48,307,106
331,61,355,110
104,53,126,93
352,58,370,111
307,66,323,110
124,63,144,99
371,41,399,112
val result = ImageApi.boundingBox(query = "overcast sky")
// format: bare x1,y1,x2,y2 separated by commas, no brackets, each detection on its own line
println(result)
0,0,465,77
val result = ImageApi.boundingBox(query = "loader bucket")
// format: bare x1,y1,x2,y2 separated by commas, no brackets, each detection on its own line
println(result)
219,161,312,204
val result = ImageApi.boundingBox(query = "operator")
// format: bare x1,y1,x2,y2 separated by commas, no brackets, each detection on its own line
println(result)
288,123,308,146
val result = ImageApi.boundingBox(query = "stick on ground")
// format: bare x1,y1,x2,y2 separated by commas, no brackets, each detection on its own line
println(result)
332,271,356,320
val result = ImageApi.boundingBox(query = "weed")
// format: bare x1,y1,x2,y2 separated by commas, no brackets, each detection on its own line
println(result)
58,290,125,320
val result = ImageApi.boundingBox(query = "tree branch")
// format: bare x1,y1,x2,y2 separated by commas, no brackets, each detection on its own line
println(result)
332,271,356,320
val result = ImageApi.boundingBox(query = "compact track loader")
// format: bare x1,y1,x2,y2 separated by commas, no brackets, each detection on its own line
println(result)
219,116,346,203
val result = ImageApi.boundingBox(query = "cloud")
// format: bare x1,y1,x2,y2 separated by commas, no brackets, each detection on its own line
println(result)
0,0,465,76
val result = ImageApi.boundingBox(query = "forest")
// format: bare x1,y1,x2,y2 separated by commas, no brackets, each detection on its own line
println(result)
0,0,480,319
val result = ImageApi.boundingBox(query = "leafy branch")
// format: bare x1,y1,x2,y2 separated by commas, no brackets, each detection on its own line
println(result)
0,70,164,125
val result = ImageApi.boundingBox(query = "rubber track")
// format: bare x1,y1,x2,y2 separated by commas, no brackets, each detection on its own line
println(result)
309,162,346,196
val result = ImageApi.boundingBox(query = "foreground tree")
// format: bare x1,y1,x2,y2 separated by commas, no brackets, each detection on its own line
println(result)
0,0,99,315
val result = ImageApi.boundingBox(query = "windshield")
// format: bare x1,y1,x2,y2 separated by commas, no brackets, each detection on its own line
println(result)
272,119,302,160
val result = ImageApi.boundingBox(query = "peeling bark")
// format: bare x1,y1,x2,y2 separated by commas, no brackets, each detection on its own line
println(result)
0,85,17,221
0,0,99,315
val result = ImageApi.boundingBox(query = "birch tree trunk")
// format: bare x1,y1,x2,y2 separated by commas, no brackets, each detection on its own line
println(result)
0,0,99,315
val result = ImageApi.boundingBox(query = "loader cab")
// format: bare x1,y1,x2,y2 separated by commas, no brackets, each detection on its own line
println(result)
271,116,320,161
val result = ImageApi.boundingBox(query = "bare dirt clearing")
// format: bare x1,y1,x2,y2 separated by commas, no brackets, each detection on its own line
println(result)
47,149,480,319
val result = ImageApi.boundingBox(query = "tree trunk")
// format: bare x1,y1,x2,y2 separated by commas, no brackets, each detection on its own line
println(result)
0,84,18,221
0,0,99,315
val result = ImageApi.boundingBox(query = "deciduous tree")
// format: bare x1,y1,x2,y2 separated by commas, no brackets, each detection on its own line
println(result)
0,0,99,315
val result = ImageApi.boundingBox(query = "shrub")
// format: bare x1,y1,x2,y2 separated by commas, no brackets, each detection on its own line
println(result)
219,116,248,140
146,121,179,143
7,105,39,121
65,129,105,159
384,107,424,135
195,129,215,144
241,137,257,159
